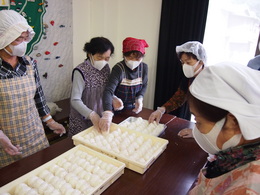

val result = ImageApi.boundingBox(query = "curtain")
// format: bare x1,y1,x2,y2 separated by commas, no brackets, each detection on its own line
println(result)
154,0,209,120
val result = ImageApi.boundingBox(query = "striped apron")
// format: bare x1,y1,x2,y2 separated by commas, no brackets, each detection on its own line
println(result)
0,60,49,168
115,63,143,109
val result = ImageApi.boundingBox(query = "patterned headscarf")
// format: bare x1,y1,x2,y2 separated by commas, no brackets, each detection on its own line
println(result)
122,37,149,54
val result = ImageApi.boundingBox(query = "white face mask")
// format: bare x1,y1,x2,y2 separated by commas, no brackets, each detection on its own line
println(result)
182,60,202,78
125,59,142,70
193,118,242,154
90,55,107,71
4,42,28,57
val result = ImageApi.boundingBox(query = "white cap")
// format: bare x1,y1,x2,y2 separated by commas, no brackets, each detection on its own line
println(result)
0,10,35,49
189,62,260,140
176,41,207,65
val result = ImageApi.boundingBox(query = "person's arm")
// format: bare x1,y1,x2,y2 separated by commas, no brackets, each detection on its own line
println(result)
162,77,190,113
149,89,186,123
162,87,187,113
148,77,189,123
0,130,22,156
99,64,122,133
102,64,122,111
70,70,92,118
31,58,65,135
136,63,148,99
132,63,148,114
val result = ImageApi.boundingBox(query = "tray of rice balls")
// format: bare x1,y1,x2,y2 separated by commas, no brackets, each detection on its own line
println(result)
118,117,166,136
0,144,125,195
72,123,169,174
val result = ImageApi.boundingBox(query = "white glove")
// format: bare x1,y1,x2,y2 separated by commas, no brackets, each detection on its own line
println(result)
207,154,217,162
89,111,101,132
0,130,22,156
177,128,193,138
46,120,66,136
148,107,165,124
112,95,124,111
132,97,143,114
99,111,114,134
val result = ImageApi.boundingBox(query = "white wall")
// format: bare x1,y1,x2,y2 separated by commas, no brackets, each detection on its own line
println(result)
72,0,162,109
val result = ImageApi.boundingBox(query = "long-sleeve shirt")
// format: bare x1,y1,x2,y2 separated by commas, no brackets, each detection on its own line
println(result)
163,77,193,113
0,56,50,117
103,60,148,111
70,70,93,118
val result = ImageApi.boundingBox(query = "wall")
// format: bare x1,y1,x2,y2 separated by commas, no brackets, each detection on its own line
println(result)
30,0,73,102
72,0,162,109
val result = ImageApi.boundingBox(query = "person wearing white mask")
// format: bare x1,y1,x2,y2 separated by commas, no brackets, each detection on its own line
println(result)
188,62,260,194
100,37,149,133
69,37,121,136
148,41,206,137
0,10,65,168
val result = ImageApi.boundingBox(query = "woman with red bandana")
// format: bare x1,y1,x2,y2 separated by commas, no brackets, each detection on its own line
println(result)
100,37,149,132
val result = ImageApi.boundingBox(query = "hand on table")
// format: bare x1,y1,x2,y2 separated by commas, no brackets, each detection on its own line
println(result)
89,111,101,132
148,107,165,124
112,95,124,111
99,111,114,134
47,120,66,136
0,130,22,156
177,128,193,138
132,98,143,114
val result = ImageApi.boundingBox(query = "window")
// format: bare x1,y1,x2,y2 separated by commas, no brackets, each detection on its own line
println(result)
203,0,260,66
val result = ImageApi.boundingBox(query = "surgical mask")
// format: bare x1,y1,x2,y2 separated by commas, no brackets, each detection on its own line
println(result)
90,55,107,71
125,59,142,70
182,60,202,78
193,118,242,155
4,42,28,57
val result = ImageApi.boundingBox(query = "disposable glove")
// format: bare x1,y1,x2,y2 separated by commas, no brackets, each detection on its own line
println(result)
0,130,22,156
99,111,114,134
207,154,217,162
112,95,124,111
89,111,101,132
46,120,66,136
132,97,143,114
148,107,165,124
177,128,193,138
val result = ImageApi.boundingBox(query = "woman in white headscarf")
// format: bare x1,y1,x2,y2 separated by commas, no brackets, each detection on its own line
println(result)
188,62,260,194
0,10,65,168
148,41,207,138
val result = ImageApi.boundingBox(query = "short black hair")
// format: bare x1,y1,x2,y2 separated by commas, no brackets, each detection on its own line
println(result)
178,52,198,61
123,51,144,58
187,90,228,122
83,37,114,56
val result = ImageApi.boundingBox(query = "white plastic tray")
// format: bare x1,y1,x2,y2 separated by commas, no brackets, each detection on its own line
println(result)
118,117,166,136
72,123,169,174
0,144,125,195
